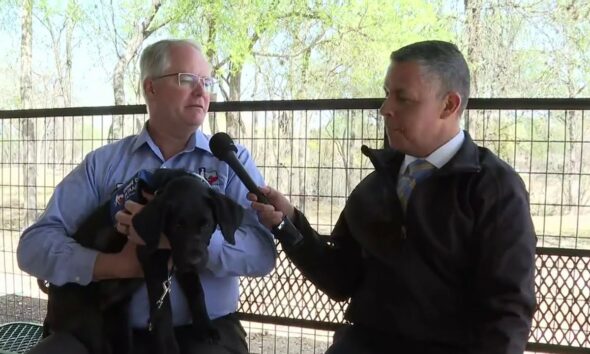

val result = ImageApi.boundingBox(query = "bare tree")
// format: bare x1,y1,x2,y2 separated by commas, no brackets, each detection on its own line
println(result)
548,2,590,212
464,0,482,98
34,0,84,166
108,0,166,141
19,0,37,226
36,0,79,107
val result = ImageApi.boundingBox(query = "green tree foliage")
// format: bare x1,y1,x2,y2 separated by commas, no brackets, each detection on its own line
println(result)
3,0,588,106
1,0,589,225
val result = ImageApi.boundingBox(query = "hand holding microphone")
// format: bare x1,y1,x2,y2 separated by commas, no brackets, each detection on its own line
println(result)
209,132,303,248
246,186,294,228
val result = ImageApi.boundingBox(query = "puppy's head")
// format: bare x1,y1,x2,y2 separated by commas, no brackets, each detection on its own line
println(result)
132,176,244,272
146,169,199,192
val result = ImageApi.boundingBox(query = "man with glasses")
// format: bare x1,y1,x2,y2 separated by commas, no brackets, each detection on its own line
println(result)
19,39,275,354
249,40,536,354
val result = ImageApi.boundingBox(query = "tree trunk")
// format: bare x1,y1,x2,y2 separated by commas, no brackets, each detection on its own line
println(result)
205,7,218,134
294,48,311,208
108,0,163,142
20,0,33,106
20,0,37,227
64,7,77,162
226,70,245,138
64,9,73,107
564,109,577,213
109,59,127,141
464,0,482,136
464,0,481,98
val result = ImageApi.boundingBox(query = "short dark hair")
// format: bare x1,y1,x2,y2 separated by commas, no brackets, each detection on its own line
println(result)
390,40,470,113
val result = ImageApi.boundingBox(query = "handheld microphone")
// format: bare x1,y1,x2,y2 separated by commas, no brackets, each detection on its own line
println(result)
209,132,303,248
209,132,270,205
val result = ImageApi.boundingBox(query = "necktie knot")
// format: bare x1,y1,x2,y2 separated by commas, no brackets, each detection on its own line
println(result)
397,159,436,211
405,159,435,180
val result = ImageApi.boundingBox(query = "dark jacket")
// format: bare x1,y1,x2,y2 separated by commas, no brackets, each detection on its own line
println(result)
285,132,537,354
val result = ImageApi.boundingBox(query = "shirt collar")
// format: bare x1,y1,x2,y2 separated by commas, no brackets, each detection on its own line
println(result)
400,130,465,175
131,124,151,152
131,122,213,155
195,129,212,153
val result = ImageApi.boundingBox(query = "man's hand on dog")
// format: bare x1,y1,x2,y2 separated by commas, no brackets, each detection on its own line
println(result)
115,191,170,249
94,192,172,281
93,237,145,280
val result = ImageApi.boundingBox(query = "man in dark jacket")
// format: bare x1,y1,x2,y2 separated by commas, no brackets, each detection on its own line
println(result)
248,40,537,354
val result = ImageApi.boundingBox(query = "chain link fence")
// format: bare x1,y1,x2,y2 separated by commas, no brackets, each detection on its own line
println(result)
0,98,589,353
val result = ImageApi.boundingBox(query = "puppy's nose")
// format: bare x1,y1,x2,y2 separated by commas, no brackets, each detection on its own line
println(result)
174,248,208,272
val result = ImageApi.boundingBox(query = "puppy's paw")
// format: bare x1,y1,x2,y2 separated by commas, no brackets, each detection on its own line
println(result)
205,327,221,344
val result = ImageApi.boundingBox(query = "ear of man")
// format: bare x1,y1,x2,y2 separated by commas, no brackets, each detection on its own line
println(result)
440,91,462,120
144,80,156,96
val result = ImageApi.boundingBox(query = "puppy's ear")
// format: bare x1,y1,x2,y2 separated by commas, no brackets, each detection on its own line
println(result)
131,199,166,252
208,189,244,245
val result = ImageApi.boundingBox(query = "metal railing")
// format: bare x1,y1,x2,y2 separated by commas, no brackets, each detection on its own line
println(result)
0,98,589,353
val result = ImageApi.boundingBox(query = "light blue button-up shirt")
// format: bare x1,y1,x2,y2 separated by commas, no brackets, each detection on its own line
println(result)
17,126,276,328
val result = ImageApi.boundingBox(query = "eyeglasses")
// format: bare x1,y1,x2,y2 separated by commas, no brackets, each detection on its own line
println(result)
152,72,216,93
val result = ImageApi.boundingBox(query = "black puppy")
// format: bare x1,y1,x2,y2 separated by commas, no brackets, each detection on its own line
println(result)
41,169,244,354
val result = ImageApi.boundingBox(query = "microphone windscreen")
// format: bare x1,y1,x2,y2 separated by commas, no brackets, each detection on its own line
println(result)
209,132,237,159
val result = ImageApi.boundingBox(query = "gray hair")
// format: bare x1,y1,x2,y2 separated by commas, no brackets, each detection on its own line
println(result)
390,40,470,113
139,39,203,97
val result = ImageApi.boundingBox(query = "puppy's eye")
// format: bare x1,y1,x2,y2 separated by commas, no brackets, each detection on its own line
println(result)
201,218,209,226
174,220,187,230
199,218,213,229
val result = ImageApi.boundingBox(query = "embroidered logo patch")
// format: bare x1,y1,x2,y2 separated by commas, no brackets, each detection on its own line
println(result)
110,171,153,224
198,167,219,185
115,193,125,207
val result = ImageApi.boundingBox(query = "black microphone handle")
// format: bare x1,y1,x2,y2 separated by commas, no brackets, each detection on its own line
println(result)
223,153,271,205
221,151,303,248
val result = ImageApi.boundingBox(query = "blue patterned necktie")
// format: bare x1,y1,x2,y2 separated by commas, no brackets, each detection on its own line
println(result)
397,159,436,211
